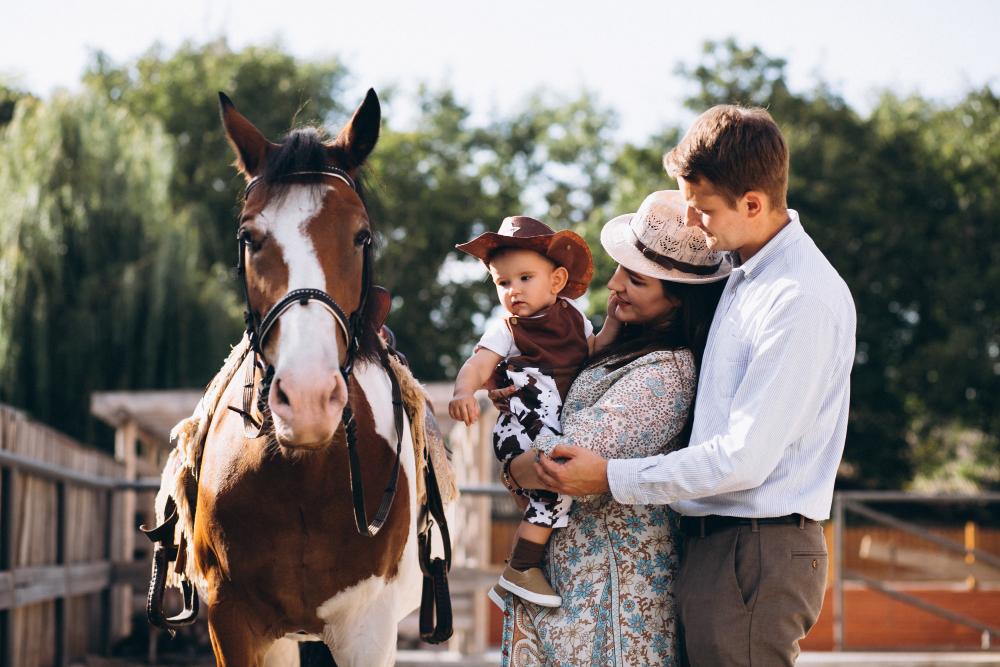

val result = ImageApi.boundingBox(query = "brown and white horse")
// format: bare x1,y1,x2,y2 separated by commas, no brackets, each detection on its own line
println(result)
190,90,429,666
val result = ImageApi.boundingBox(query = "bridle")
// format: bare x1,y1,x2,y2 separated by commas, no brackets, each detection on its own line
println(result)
227,165,402,538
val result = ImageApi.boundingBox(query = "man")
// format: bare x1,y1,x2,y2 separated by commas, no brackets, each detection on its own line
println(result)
529,105,856,666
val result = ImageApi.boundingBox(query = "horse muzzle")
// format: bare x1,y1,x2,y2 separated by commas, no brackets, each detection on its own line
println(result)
268,366,348,449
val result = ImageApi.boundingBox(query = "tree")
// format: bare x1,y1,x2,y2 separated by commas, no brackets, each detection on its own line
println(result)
653,39,1000,490
84,38,348,272
0,91,240,444
374,88,621,380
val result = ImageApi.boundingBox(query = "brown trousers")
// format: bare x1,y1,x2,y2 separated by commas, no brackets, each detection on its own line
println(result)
675,521,828,666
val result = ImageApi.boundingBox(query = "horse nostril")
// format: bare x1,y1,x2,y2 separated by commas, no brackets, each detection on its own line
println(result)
275,380,290,406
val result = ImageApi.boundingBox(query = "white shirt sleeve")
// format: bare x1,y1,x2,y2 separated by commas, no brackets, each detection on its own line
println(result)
477,319,517,358
608,294,849,505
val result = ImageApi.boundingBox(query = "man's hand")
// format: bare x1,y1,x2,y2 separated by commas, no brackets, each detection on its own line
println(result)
448,393,479,426
534,444,611,495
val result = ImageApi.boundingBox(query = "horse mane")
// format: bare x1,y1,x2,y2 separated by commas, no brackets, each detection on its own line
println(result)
253,126,382,366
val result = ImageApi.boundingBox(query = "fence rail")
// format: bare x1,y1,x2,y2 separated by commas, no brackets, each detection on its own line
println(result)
0,404,135,667
832,491,1000,652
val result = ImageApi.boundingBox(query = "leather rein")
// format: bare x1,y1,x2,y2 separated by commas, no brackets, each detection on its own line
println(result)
228,165,401,538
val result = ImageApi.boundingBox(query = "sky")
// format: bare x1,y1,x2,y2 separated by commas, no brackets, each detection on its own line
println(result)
1,0,998,143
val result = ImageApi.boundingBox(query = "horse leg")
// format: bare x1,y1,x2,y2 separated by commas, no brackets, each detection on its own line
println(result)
207,595,275,667
323,597,398,667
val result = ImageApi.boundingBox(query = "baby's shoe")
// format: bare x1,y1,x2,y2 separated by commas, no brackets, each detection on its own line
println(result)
499,563,562,607
488,583,507,610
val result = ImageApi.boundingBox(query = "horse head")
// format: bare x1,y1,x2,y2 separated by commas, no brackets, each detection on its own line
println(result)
220,90,383,450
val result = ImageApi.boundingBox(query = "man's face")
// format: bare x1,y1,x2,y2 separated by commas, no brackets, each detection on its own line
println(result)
677,176,748,253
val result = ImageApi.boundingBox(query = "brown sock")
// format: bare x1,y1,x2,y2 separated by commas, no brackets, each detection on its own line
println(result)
508,537,547,571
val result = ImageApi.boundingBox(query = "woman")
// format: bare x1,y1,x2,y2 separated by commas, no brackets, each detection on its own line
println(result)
496,190,729,667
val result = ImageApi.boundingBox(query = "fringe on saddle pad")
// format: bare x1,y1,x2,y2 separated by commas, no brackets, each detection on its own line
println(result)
154,335,458,592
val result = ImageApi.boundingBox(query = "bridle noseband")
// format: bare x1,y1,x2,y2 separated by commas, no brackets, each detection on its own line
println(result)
228,165,402,538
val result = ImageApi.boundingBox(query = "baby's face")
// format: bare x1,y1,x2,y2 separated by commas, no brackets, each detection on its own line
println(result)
488,249,565,317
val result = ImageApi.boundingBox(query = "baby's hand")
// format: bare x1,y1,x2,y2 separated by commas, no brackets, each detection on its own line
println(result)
449,393,480,426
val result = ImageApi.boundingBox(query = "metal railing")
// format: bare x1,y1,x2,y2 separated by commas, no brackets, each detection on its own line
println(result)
832,491,1000,651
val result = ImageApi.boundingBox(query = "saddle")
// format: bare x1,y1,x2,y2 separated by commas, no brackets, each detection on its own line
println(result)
141,295,457,644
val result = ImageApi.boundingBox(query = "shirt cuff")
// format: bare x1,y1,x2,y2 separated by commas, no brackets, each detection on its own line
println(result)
608,458,645,505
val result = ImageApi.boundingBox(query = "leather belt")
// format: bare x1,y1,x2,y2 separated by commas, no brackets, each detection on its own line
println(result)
679,513,816,537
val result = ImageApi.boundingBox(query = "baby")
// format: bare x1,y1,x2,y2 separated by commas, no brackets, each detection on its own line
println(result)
449,216,594,608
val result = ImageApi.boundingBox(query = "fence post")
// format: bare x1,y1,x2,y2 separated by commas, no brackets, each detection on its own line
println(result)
113,419,138,640
0,465,14,667
55,481,68,667
832,492,845,651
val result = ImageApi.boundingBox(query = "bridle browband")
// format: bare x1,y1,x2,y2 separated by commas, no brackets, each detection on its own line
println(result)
229,165,402,538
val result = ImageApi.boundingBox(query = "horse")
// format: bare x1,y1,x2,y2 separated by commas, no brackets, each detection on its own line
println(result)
145,89,454,667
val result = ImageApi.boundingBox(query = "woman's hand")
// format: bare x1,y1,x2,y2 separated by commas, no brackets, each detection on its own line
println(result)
607,291,621,322
534,444,611,495
592,292,624,355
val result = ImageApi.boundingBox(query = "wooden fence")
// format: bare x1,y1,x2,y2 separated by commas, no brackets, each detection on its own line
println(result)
0,403,135,667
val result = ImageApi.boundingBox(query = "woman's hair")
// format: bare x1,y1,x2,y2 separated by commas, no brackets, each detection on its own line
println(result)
587,278,725,447
588,278,726,373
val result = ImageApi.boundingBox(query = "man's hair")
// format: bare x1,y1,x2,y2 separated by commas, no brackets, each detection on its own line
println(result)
664,105,788,211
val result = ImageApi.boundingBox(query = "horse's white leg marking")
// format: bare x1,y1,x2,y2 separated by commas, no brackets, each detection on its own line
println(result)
314,363,423,666
258,185,348,445
263,637,301,667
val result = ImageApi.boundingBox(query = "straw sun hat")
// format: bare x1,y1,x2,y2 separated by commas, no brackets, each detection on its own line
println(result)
601,190,731,284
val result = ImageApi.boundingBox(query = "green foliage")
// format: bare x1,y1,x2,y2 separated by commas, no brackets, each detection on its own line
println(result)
0,81,27,128
374,88,620,380
84,39,347,268
648,39,1000,489
1,37,997,491
0,91,241,444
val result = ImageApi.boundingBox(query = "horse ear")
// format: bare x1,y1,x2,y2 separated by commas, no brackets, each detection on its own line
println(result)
219,92,277,178
328,88,380,170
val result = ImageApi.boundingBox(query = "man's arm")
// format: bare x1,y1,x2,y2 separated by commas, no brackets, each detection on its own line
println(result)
539,296,849,503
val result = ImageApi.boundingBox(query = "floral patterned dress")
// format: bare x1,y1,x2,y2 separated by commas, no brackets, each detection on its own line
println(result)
500,349,697,667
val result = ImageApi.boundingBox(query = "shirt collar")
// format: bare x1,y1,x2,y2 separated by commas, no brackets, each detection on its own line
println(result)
726,209,802,279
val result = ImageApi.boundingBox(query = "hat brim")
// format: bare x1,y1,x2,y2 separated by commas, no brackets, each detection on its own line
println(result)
600,214,732,284
456,229,594,299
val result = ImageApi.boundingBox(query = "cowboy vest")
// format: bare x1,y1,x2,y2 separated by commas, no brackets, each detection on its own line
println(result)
498,298,590,406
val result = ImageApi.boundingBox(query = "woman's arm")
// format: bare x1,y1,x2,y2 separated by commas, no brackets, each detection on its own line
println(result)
534,353,694,460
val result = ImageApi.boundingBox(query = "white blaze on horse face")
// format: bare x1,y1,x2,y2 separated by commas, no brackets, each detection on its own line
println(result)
260,184,348,448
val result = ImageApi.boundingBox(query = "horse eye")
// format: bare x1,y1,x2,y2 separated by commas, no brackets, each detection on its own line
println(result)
354,230,372,247
239,229,264,252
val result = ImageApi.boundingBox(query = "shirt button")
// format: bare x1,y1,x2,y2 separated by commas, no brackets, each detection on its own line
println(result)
510,317,518,325
628,497,635,503
561,301,568,308
508,364,515,371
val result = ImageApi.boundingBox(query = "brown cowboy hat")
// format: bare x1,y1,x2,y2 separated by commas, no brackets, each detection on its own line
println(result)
456,216,594,300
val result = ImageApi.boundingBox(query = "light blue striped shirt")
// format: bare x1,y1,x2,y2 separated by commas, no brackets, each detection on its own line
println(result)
607,211,856,520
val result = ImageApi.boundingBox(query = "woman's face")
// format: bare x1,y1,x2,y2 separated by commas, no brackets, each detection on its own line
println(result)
607,265,680,326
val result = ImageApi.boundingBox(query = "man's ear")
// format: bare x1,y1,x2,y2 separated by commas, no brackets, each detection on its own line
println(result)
551,266,569,294
742,190,768,220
